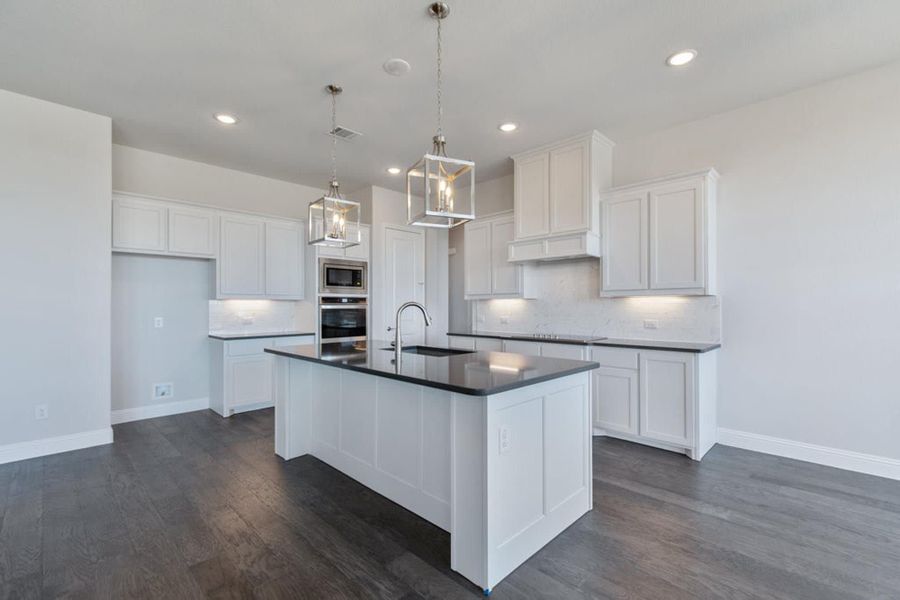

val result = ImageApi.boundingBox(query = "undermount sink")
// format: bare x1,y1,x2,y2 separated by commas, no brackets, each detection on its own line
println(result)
381,345,475,357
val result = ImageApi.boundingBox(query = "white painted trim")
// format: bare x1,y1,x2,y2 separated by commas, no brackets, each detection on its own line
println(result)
111,397,210,425
0,427,114,465
717,428,900,482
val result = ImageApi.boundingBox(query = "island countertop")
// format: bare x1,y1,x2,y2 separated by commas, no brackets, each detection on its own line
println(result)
264,340,599,396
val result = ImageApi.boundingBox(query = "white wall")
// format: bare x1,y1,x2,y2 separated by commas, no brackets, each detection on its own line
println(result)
112,255,211,413
0,90,112,458
614,61,900,462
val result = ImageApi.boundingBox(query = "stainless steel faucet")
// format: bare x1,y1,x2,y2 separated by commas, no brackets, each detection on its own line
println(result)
392,301,433,362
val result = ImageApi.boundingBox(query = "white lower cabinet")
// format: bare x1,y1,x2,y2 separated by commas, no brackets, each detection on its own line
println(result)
447,336,476,350
591,346,716,460
210,335,313,417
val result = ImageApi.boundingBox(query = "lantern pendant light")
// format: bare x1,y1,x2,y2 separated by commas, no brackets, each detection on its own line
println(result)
407,2,475,228
308,84,361,247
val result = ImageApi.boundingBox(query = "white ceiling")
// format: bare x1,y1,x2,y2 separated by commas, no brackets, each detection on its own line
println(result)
2,0,900,193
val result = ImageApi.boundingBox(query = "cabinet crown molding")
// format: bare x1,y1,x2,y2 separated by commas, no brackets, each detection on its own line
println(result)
510,129,615,161
605,168,719,195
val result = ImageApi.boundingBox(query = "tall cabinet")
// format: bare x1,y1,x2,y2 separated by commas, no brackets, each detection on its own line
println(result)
508,131,614,262
464,212,532,299
601,169,718,296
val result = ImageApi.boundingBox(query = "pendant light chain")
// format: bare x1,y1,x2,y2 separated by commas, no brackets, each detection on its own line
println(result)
436,15,443,141
330,89,338,186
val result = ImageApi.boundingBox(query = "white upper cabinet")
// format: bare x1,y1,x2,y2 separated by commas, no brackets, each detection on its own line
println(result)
464,212,531,300
509,131,613,262
264,220,304,298
218,214,266,297
112,195,168,252
168,204,217,257
601,169,717,297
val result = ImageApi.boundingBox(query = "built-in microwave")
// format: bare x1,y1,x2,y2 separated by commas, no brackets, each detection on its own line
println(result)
319,258,367,295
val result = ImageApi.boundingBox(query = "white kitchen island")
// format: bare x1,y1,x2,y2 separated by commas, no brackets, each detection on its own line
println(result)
266,340,599,594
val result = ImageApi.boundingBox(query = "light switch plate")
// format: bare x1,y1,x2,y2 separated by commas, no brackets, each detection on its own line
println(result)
154,317,164,328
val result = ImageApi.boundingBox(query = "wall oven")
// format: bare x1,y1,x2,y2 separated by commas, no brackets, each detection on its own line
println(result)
319,258,367,295
319,296,367,342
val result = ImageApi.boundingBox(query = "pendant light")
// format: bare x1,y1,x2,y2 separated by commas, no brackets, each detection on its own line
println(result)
407,2,475,228
308,84,360,247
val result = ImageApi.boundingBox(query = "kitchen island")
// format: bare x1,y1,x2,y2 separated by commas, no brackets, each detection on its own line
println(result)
265,340,599,594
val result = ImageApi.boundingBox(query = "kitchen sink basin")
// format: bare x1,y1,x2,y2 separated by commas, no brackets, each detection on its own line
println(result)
381,345,475,357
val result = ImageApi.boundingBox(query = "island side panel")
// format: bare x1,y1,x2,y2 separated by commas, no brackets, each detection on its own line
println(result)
273,356,313,460
289,361,452,531
485,372,593,590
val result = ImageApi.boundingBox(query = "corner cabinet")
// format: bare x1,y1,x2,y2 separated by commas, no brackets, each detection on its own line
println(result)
508,131,614,262
601,169,718,297
464,212,531,299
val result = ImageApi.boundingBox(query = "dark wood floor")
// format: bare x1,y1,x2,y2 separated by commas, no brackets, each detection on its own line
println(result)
2,409,899,599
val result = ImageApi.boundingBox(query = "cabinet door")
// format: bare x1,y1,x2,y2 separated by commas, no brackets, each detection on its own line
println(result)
490,218,519,296
549,139,589,234
168,205,217,257
639,351,694,447
464,221,492,296
602,192,648,292
344,224,370,261
226,355,272,411
265,220,304,298
593,367,639,435
112,196,167,252
540,343,585,360
649,180,704,290
219,215,265,297
502,339,541,356
514,153,550,239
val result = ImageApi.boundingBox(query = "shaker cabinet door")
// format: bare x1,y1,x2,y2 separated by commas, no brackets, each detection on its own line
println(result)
219,215,265,297
602,192,648,292
639,351,694,446
592,367,639,435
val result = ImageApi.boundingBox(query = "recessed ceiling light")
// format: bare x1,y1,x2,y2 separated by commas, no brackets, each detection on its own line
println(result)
498,122,518,133
666,49,697,67
383,58,411,77
386,167,402,175
214,113,238,125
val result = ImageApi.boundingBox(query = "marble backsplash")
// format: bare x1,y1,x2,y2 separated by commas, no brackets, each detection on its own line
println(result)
473,259,720,341
208,299,317,334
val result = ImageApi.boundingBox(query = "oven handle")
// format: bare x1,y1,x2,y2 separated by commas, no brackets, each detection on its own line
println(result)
320,304,367,310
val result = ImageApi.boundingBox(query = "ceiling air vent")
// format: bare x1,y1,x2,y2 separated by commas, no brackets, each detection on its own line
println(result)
328,126,363,141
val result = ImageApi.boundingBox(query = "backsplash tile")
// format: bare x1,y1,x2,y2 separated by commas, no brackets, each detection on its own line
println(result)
209,299,316,334
474,259,720,341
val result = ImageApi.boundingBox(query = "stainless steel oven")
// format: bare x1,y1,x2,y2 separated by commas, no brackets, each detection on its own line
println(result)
319,296,367,342
319,258,367,295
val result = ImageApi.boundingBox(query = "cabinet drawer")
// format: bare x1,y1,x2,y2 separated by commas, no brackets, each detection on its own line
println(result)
540,343,585,360
590,346,639,370
508,239,545,262
226,339,269,356
475,337,504,352
545,234,586,259
272,336,314,347
447,336,476,350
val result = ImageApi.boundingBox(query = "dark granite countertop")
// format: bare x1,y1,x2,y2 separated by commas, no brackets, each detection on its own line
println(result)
208,331,316,341
447,331,720,353
264,340,599,396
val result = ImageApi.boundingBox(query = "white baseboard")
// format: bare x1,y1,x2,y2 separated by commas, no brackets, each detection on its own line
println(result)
111,397,210,425
717,428,900,482
0,427,114,466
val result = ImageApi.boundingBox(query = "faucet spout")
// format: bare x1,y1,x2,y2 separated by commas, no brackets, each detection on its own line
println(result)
394,301,432,360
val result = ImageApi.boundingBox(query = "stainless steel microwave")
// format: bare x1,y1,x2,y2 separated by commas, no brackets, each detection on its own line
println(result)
319,258,367,295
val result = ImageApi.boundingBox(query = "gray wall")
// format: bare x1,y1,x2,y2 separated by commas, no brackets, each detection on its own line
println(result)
0,89,112,450
112,254,212,412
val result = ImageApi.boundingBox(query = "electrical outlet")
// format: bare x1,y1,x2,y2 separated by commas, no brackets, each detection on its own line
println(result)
240,314,255,325
499,425,511,454
643,319,659,330
34,404,48,420
153,383,174,400
154,317,164,328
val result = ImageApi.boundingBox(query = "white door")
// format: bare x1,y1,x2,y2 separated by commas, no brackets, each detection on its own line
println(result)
344,224,370,261
514,153,550,239
549,139,589,234
226,355,273,413
112,196,167,252
501,339,541,356
265,220,303,298
639,351,694,446
384,226,426,346
464,221,492,296
649,180,704,290
593,367,639,435
219,215,265,297
490,218,518,295
602,192,648,292
168,205,217,257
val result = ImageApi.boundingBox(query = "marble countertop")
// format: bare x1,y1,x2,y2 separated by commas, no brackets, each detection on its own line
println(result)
448,331,720,353
208,331,316,341
264,340,599,396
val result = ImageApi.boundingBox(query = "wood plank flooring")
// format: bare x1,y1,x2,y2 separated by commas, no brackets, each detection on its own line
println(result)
1,408,898,599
